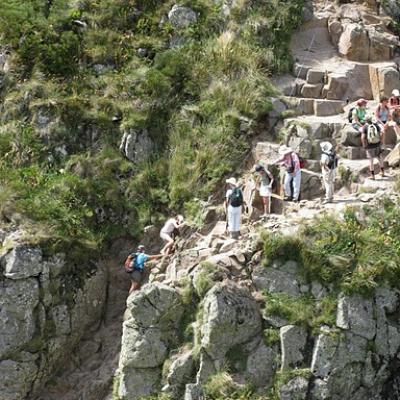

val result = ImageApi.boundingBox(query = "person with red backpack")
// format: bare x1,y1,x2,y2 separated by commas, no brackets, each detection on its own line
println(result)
275,146,302,202
225,177,244,239
125,245,163,294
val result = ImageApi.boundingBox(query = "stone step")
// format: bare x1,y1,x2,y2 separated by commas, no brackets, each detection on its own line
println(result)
314,99,344,116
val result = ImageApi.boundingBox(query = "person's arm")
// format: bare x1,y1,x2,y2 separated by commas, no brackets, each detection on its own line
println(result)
361,131,367,148
267,171,274,187
148,254,163,261
375,106,382,124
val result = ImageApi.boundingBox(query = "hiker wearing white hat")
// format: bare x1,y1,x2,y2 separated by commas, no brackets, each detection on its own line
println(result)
274,145,302,202
225,177,243,239
390,89,400,108
320,142,338,204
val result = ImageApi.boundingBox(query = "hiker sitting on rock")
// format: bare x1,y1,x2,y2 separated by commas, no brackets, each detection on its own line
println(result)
160,215,184,255
320,142,338,204
352,99,367,134
274,145,301,203
225,177,244,239
361,116,385,180
375,97,390,147
128,245,163,294
252,164,274,218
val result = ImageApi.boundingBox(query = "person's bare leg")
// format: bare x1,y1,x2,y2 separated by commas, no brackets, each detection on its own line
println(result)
129,281,140,294
161,236,174,255
369,158,375,179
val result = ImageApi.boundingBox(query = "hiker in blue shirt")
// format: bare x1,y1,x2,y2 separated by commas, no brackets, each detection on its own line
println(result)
129,245,162,294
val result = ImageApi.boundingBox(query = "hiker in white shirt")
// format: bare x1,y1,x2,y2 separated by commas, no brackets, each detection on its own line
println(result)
225,177,243,239
320,142,338,204
160,215,184,255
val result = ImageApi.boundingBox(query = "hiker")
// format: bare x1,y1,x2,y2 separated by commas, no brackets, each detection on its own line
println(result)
252,164,274,217
361,116,385,180
274,145,301,202
160,215,184,255
375,97,390,146
320,142,338,204
351,99,367,134
389,89,400,108
390,106,400,138
225,177,243,239
127,245,163,294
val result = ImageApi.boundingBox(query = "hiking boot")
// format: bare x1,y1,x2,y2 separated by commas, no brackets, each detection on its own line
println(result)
369,170,375,180
283,196,292,201
380,168,385,177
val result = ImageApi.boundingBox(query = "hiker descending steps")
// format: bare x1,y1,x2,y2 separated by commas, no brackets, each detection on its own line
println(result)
320,142,338,204
225,177,244,239
274,145,302,203
125,245,163,294
252,164,274,218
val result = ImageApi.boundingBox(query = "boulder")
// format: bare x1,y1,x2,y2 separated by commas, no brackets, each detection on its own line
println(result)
336,294,376,340
3,246,43,279
368,27,398,62
339,4,361,21
246,342,277,387
369,65,400,100
345,146,366,160
200,282,262,361
168,5,197,28
383,0,400,19
279,376,309,400
340,127,362,147
328,20,343,46
252,261,302,297
280,325,308,369
385,143,400,167
117,367,161,400
306,70,325,84
119,129,153,163
294,63,310,80
338,24,369,61
323,74,348,100
301,83,323,98
269,97,287,118
300,171,324,200
314,100,344,116
184,383,204,400
311,330,338,378
288,136,313,158
163,350,195,396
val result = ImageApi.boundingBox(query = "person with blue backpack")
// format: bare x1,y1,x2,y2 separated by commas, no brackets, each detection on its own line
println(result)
225,177,244,239
125,245,163,294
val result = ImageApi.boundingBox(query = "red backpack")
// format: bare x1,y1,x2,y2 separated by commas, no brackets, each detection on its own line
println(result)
124,253,137,273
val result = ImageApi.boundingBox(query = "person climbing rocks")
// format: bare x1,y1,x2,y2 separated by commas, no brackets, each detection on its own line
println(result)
389,89,400,108
274,145,301,202
225,177,243,239
160,215,184,255
361,116,385,180
352,99,367,134
320,142,338,204
252,164,274,218
128,245,163,294
375,97,390,147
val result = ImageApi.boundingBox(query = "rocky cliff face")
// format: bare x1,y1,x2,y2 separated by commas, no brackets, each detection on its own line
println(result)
0,228,107,400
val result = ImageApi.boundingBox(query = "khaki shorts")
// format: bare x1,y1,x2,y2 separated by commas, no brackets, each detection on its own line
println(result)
160,232,173,242
130,269,143,284
366,146,381,159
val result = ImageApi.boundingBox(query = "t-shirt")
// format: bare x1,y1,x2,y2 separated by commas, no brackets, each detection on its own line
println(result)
134,253,149,271
161,219,176,234
284,152,300,172
226,189,232,200
352,107,366,124
258,170,272,188
376,105,389,123
320,153,330,166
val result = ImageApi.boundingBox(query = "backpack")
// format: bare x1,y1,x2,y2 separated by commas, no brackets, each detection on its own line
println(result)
229,187,243,207
347,107,355,123
366,123,381,144
124,253,137,273
323,151,338,170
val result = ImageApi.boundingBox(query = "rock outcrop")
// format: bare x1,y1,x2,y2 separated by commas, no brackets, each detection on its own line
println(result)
0,229,107,400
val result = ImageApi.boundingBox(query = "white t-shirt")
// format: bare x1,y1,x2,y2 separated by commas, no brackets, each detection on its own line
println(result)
161,218,177,234
226,189,233,200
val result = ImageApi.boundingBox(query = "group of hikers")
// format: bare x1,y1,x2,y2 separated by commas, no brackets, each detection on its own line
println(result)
125,92,400,293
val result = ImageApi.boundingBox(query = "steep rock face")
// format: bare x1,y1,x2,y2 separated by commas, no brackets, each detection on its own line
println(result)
0,228,107,400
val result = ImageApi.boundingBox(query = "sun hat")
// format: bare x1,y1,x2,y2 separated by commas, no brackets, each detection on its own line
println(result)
356,98,367,106
392,89,400,97
176,215,184,224
138,244,145,250
278,145,293,156
225,177,237,186
320,142,333,153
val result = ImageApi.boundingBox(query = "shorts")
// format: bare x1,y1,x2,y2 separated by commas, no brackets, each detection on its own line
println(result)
160,231,173,242
259,185,272,198
130,269,143,284
352,123,363,132
366,146,381,159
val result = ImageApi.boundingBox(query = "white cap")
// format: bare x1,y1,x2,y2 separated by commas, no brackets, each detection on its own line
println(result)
392,89,400,97
320,141,333,153
225,177,237,186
